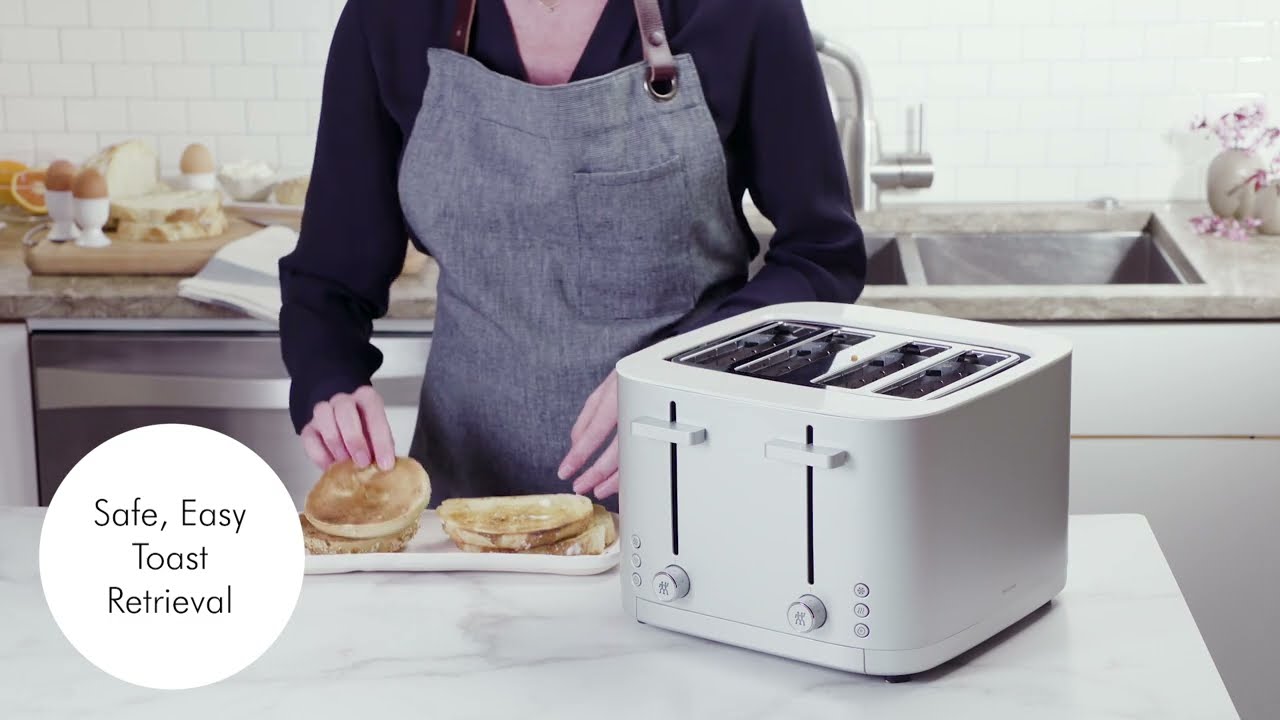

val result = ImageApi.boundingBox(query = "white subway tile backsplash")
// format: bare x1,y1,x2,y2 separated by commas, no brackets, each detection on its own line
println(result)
271,0,332,31
0,0,24,25
29,63,94,97
274,66,323,100
88,0,149,28
25,0,87,27
59,28,122,62
4,98,65,131
1019,27,1083,61
0,0,1270,204
0,63,30,95
93,64,152,97
127,99,185,133
209,0,270,30
34,132,98,163
247,100,307,134
216,134,278,166
213,65,274,99
1,27,60,61
182,30,242,63
122,29,183,63
1210,22,1270,58
186,100,245,134
66,98,127,131
244,31,304,64
154,64,212,98
148,0,207,29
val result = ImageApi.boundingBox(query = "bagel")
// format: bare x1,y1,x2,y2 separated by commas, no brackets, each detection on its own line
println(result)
303,457,430,541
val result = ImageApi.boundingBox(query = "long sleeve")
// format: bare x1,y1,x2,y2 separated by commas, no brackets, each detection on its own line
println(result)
674,0,866,334
278,0,409,433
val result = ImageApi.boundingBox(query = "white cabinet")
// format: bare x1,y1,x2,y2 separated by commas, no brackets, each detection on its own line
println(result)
1016,322,1280,437
1071,438,1280,720
0,323,37,506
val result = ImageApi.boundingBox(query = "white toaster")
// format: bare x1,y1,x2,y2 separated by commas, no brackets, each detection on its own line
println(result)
616,302,1072,678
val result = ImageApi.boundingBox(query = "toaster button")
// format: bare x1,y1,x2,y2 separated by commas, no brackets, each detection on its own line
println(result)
631,535,642,549
787,595,827,633
854,603,870,618
854,623,871,639
653,565,690,602
854,583,870,599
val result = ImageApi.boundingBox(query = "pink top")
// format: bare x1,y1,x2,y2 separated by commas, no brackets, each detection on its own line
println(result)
503,0,610,86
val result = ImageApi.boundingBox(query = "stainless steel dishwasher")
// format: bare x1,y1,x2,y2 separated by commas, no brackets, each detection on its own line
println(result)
28,319,432,510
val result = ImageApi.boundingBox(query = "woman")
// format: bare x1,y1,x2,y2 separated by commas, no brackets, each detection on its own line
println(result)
279,0,866,511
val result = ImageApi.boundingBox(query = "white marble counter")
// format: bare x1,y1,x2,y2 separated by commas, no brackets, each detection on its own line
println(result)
0,511,1238,719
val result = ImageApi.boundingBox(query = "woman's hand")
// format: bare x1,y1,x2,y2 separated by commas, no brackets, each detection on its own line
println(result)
559,370,620,500
301,385,397,471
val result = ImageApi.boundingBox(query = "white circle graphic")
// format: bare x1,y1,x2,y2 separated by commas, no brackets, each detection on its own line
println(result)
39,424,304,690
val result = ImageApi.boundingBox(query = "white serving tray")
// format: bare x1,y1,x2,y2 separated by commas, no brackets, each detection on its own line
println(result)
305,510,621,576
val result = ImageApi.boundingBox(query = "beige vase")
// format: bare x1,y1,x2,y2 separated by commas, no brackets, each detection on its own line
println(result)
1206,149,1266,220
1254,183,1280,236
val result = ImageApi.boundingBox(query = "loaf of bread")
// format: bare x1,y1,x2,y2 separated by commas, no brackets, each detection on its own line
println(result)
115,211,229,243
274,175,309,206
83,139,161,200
110,189,223,224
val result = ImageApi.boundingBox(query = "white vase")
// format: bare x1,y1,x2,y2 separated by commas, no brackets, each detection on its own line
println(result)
1254,183,1280,236
1206,149,1266,220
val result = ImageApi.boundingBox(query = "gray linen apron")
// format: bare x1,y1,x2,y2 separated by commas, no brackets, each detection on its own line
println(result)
399,0,746,511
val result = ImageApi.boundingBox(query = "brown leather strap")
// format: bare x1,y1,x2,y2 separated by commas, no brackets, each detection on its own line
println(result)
451,0,478,55
633,0,676,85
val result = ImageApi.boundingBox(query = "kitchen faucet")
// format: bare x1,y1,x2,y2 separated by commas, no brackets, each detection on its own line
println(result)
814,32,934,212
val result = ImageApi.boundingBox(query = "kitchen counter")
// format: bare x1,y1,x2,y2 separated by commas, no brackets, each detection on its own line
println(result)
1,202,1277,323
0,512,1238,719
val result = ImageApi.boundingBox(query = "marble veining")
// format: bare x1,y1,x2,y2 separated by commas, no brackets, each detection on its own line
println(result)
1,202,1278,322
0,509,1239,719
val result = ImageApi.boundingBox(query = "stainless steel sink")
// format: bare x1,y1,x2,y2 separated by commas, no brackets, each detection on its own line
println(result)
861,215,1203,287
913,231,1199,285
865,234,906,285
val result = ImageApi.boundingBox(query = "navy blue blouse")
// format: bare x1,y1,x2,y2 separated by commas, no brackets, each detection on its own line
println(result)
279,0,867,432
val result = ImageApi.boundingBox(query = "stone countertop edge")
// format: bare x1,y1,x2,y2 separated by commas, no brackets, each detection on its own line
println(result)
1,202,1277,323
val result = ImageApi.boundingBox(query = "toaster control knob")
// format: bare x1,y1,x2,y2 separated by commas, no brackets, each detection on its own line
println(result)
787,595,827,633
653,565,690,602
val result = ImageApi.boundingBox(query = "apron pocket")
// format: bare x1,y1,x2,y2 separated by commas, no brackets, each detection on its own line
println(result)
572,156,696,321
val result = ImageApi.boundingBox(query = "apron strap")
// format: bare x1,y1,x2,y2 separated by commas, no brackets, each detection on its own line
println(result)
451,0,478,55
633,0,677,89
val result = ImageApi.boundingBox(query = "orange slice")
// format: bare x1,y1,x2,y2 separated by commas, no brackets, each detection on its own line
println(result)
0,160,28,206
11,169,47,215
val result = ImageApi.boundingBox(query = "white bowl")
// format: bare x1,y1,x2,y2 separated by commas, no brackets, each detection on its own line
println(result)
218,165,278,202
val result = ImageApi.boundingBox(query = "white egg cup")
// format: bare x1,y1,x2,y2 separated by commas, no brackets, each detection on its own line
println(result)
73,197,111,248
45,190,79,243
183,172,217,191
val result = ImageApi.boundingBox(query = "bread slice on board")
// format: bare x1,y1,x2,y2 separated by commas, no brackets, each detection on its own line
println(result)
304,457,432,540
438,494,594,551
115,211,230,243
111,189,223,224
456,505,617,556
301,514,419,555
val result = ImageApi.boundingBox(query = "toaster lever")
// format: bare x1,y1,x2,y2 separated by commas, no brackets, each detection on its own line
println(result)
765,440,848,469
631,418,708,446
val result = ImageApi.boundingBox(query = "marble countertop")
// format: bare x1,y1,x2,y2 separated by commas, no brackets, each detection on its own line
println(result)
1,201,1277,323
0,511,1238,719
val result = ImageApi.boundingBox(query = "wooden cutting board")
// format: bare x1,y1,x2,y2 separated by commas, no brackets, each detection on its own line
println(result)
23,215,275,276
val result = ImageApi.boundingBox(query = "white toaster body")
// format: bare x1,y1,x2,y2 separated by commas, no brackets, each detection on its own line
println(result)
616,303,1072,677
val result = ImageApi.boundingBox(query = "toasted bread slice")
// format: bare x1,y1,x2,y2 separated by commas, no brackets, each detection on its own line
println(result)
453,505,617,556
437,494,592,550
115,210,229,243
304,457,431,540
300,514,418,555
110,189,223,224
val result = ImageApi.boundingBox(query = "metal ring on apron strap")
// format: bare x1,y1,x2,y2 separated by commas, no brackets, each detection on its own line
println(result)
645,74,678,102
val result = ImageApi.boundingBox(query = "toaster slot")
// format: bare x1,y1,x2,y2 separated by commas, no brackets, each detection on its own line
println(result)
876,350,1013,399
820,342,949,390
671,322,825,372
733,331,872,385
